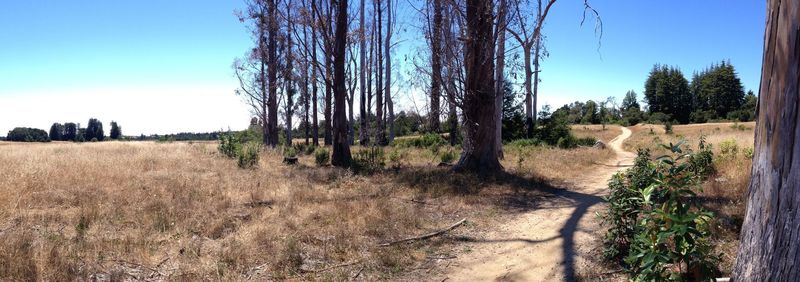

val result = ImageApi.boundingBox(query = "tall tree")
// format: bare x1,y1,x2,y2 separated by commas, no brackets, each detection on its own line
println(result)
49,123,64,141
109,121,122,140
331,0,352,166
733,1,800,279
385,0,395,142
454,0,502,174
311,0,320,146
494,0,508,159
428,0,443,133
323,0,334,146
374,0,386,145
285,0,295,145
358,0,369,145
267,0,279,147
234,0,270,146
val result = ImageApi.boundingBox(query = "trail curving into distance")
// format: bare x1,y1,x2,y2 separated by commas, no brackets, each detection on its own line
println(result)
438,126,635,281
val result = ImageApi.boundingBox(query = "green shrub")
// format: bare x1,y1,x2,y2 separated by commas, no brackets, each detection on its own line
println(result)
576,137,597,147
314,148,330,166
624,141,719,280
664,121,673,134
352,146,385,174
218,133,240,159
557,135,577,149
743,147,754,159
283,146,297,158
689,136,715,176
440,149,457,164
237,142,260,169
388,149,408,168
718,138,739,159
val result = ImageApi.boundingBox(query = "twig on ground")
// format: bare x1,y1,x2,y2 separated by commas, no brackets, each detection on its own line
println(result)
378,218,467,247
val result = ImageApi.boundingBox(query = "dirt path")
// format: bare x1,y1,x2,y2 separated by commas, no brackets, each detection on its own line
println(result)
437,127,635,282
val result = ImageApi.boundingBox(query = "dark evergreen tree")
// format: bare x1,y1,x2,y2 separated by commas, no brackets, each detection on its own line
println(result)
644,65,692,123
110,121,122,140
85,118,105,141
621,90,640,111
63,123,77,141
49,123,64,141
501,81,525,141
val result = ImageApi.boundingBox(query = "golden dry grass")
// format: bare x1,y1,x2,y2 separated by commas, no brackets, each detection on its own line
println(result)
622,122,755,275
571,124,623,144
0,137,618,281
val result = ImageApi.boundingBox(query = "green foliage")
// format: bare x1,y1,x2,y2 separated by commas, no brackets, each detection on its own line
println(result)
502,80,526,141
49,123,64,141
691,61,745,120
237,142,260,169
109,121,122,140
218,133,241,159
391,133,447,149
314,148,330,166
352,146,385,174
439,149,457,164
688,136,715,176
601,141,719,280
536,108,572,145
743,147,754,159
645,65,692,124
85,118,105,141
7,127,50,142
387,148,408,168
664,121,673,134
63,123,78,141
717,138,739,161
283,146,297,158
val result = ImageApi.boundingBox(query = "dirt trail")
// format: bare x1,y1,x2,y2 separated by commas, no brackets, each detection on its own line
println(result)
438,127,635,282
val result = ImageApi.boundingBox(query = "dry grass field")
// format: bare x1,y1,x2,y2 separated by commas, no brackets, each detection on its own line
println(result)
622,122,755,275
0,136,616,281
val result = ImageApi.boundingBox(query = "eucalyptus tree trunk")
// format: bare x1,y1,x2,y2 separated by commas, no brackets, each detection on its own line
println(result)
385,0,395,142
429,0,443,133
375,0,385,145
733,1,800,280
358,0,369,145
311,0,319,146
324,5,333,146
285,3,294,145
494,0,507,159
331,0,352,166
267,0,279,147
455,0,501,175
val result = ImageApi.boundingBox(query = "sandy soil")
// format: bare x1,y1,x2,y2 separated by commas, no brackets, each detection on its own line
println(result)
433,127,635,282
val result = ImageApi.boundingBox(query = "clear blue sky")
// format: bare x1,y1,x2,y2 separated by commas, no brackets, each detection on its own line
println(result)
0,0,765,135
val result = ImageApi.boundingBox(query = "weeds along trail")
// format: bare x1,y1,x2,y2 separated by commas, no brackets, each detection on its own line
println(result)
437,127,634,282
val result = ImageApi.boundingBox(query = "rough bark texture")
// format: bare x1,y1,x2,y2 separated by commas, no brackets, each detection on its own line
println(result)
429,0,443,133
331,0,352,167
359,0,369,145
311,0,320,146
285,6,294,145
267,0,279,147
454,0,502,175
733,1,800,280
386,0,395,143
259,13,270,146
375,0,386,145
494,0,506,159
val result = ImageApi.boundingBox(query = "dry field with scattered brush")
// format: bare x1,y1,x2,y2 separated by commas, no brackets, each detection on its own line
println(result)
0,136,616,281
623,122,755,275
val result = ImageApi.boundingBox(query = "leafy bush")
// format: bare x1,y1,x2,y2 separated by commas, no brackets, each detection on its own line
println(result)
314,148,330,166
718,138,739,160
557,135,577,149
388,148,408,168
440,149,457,164
601,141,719,280
237,142,260,169
664,121,673,134
218,133,240,158
688,136,715,176
576,137,597,147
352,146,385,174
6,127,50,142
743,147,754,159
600,149,653,261
283,146,297,158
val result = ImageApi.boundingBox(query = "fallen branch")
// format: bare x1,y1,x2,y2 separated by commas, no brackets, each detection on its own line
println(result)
378,218,467,247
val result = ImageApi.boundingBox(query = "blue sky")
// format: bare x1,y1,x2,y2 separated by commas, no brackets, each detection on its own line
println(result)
0,0,765,135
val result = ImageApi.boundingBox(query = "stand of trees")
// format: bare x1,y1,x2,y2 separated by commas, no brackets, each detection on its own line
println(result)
7,127,50,142
644,62,756,124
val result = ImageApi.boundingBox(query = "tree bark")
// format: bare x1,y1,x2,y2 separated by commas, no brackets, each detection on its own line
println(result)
259,11,270,146
454,0,502,175
733,1,800,280
285,3,295,146
524,46,534,137
375,0,385,145
331,0,352,167
324,5,333,146
429,0,443,133
386,0,395,143
267,0,279,147
359,0,369,146
302,6,310,145
311,0,320,146
494,0,507,159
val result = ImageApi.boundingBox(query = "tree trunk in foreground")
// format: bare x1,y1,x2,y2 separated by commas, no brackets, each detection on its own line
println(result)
454,0,501,175
733,1,800,280
358,0,369,146
429,0,443,133
494,0,506,159
331,0,352,166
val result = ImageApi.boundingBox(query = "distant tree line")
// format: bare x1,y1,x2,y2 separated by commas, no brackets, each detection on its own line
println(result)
7,127,50,142
46,118,120,142
644,61,756,124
